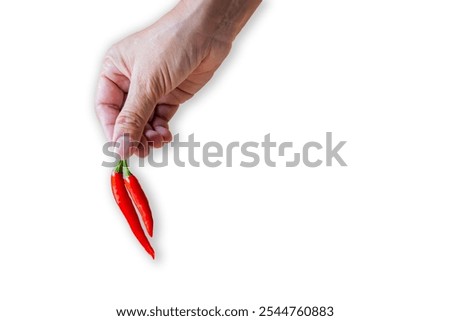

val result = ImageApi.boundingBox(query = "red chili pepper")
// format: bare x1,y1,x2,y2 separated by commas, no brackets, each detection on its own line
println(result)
122,161,154,238
111,161,155,259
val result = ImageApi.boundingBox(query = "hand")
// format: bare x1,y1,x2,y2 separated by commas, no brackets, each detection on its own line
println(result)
95,0,261,158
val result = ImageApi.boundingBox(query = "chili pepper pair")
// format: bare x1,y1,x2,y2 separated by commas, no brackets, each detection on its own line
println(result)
111,160,155,259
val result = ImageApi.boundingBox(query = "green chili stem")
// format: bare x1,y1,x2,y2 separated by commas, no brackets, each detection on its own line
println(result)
122,160,132,178
114,160,123,173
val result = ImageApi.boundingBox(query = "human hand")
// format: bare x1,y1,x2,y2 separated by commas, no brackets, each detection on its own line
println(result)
96,0,261,158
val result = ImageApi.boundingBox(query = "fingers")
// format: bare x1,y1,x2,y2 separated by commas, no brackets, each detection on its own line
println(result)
135,134,150,158
95,74,126,141
96,67,177,159
144,103,178,148
144,127,171,149
112,73,158,159
136,120,172,157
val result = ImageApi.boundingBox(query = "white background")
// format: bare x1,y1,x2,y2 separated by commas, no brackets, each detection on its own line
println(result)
1,0,449,320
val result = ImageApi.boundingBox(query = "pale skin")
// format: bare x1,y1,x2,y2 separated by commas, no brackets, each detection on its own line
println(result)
95,0,262,158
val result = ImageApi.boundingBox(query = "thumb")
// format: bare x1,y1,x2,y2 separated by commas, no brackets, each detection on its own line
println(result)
113,74,158,159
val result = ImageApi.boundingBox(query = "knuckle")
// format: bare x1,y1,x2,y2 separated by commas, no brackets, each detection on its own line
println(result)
102,45,131,76
103,46,118,66
105,44,120,59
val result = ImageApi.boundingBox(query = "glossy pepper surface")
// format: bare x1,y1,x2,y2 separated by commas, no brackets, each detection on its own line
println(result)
111,161,155,259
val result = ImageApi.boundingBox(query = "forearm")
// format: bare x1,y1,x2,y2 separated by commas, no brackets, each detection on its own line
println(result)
178,0,262,43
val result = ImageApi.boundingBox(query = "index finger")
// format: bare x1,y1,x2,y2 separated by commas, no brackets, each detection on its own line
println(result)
95,60,131,141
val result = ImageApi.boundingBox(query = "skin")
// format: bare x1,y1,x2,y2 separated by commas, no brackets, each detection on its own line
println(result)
95,0,262,158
